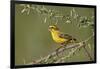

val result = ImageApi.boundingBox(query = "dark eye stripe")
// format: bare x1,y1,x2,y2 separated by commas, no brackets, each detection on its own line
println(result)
51,26,55,29
50,26,59,30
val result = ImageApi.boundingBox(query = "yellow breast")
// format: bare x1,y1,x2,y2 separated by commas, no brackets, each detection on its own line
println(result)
51,31,66,43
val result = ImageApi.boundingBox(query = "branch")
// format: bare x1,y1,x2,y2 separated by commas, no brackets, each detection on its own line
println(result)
83,46,93,60
25,34,94,65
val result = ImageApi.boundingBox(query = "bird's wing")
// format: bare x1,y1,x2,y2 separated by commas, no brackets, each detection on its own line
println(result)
59,33,77,41
59,33,72,39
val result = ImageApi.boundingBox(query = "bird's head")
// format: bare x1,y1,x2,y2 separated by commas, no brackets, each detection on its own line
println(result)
48,25,59,32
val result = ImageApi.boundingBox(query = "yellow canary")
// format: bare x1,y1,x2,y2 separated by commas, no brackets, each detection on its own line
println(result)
48,25,77,46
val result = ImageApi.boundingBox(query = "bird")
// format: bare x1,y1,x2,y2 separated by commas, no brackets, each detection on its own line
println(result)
48,25,77,46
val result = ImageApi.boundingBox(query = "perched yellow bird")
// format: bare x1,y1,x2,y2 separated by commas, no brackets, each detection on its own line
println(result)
48,25,77,46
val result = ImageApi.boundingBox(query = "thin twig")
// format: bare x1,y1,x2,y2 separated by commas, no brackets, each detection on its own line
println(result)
82,34,94,60
83,46,93,60
55,43,84,63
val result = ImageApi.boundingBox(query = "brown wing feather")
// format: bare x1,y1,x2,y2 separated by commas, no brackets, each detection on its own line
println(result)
59,33,72,39
59,33,77,42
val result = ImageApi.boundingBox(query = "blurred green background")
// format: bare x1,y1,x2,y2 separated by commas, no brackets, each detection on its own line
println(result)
15,4,95,65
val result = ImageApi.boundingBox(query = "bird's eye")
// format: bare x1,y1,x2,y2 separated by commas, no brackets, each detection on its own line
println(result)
51,27,54,28
50,26,54,29
49,26,56,29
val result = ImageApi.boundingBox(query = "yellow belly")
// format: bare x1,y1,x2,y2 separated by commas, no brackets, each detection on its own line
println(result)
51,32,66,43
